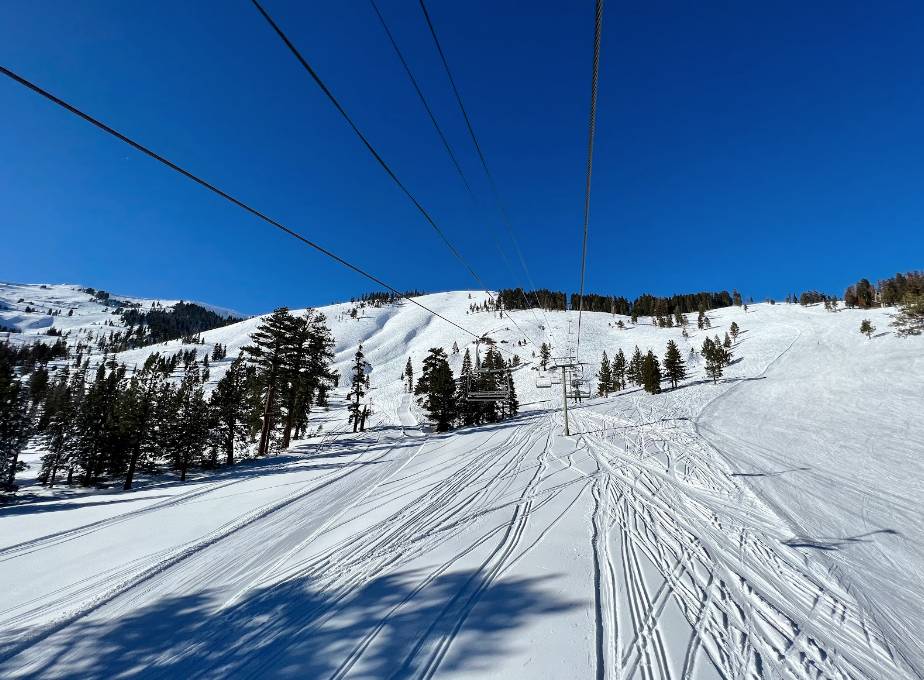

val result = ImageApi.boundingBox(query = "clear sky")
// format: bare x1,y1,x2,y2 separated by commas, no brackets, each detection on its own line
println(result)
2,1,923,314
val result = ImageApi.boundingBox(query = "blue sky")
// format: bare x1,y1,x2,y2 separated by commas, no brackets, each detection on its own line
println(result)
2,1,923,314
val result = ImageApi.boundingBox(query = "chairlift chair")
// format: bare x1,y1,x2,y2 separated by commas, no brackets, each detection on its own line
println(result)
465,338,511,403
536,376,552,389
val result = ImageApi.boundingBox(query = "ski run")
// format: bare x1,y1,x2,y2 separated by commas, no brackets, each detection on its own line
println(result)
1,283,922,679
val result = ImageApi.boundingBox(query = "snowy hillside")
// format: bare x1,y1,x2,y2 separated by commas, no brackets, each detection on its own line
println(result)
0,282,242,343
1,284,921,679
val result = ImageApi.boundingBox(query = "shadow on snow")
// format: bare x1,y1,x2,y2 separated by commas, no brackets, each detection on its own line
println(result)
1,569,580,679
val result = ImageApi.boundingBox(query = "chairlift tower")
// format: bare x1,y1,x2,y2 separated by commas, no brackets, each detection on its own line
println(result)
550,355,588,436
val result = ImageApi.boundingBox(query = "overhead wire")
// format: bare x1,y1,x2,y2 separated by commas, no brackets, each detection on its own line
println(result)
0,64,523,358
418,0,561,354
253,0,539,358
574,0,604,364
368,0,546,352
250,0,486,293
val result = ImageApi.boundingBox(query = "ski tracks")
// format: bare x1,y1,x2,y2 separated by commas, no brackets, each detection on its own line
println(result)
571,392,915,680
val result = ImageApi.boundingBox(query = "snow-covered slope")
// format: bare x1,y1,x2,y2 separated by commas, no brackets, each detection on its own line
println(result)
0,282,243,343
1,285,921,679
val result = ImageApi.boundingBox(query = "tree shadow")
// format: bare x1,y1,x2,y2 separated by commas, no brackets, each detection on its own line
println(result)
1,569,581,679
782,529,900,551
0,494,174,517
730,467,810,478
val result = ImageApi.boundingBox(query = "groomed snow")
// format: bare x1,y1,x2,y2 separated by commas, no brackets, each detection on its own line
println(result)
1,285,921,679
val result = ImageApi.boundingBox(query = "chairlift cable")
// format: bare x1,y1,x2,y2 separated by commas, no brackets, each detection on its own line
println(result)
575,0,604,364
419,0,561,352
0,64,521,358
250,0,487,301
370,0,548,352
256,0,542,355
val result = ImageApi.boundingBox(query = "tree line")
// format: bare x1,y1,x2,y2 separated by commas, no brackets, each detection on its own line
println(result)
0,307,336,494
496,287,739,316
596,322,740,397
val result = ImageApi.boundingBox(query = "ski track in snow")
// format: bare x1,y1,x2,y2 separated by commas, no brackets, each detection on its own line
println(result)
1,286,922,679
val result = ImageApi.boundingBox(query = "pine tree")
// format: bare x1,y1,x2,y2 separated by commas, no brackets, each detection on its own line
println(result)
505,369,519,418
404,357,414,393
859,319,875,339
626,346,644,386
611,348,627,392
119,363,164,489
597,351,612,397
663,339,687,389
415,348,457,432
539,342,551,371
0,354,30,491
243,308,295,456
702,337,724,384
891,293,924,336
723,332,732,349
641,350,662,394
169,364,209,481
209,353,253,466
37,369,75,487
729,321,740,341
455,348,478,426
292,312,336,441
347,344,369,432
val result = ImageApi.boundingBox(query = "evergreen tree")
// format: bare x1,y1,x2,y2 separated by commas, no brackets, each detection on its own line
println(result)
859,319,875,339
243,308,294,456
539,342,551,371
37,369,76,487
663,339,687,389
626,346,644,386
702,337,724,384
0,355,30,491
119,363,164,489
347,344,369,432
597,351,612,397
723,332,732,349
891,293,924,336
611,348,627,392
209,353,254,466
415,348,457,432
729,321,740,341
640,350,662,394
169,364,209,481
289,311,335,442
505,368,519,418
404,357,414,392
455,348,478,426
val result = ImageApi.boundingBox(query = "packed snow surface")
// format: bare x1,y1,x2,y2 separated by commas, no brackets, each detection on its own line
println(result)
1,284,921,679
